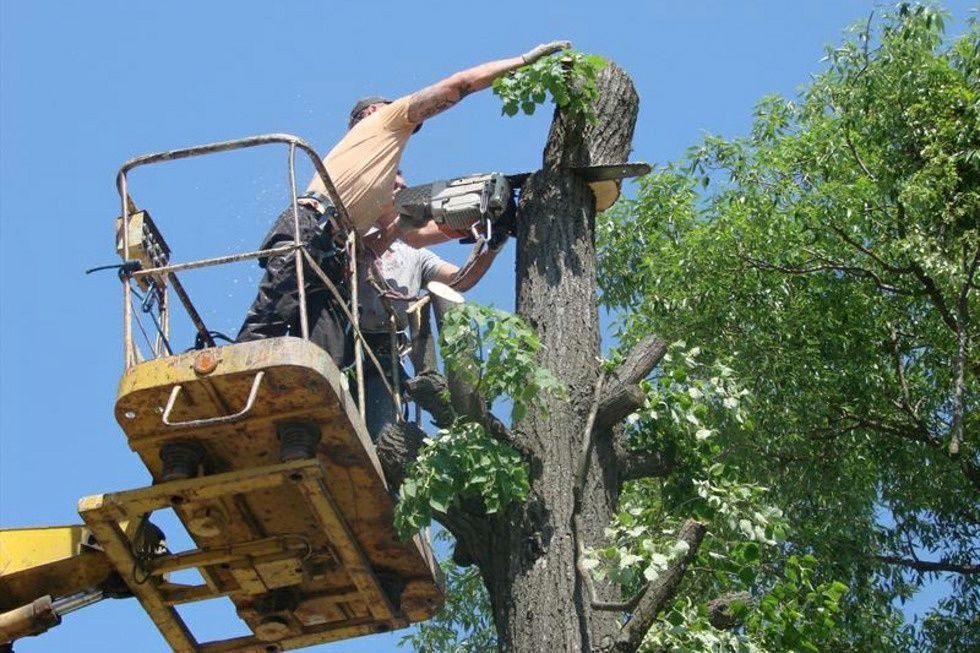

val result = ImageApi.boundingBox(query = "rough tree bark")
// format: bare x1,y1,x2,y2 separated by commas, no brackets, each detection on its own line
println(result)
485,62,639,652
378,61,695,651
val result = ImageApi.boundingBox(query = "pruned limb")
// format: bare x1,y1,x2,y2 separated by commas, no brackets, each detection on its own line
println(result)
596,385,646,434
614,428,675,485
544,61,639,169
609,334,670,387
435,498,493,569
707,591,753,630
595,335,668,432
603,519,707,653
375,421,428,492
404,372,457,428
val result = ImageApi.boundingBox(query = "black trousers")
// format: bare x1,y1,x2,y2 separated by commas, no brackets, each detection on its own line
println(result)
356,334,408,442
236,204,350,363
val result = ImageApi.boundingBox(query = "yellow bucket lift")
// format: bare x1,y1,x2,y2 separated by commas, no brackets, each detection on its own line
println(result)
1,134,443,652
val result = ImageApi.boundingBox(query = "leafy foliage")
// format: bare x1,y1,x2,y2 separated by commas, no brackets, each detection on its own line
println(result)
587,345,848,650
440,303,565,422
394,304,562,540
598,4,978,649
626,342,750,449
393,420,530,540
492,50,607,122
400,531,496,652
644,556,848,653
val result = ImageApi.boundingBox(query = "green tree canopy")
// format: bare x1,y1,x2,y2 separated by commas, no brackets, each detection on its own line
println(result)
599,4,978,649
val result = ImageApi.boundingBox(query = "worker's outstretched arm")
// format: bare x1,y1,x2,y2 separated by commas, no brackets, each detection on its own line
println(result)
406,41,571,124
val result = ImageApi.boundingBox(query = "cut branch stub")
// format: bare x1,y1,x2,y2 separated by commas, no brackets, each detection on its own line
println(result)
544,62,640,169
375,422,427,492
404,372,456,429
707,591,753,630
614,427,675,486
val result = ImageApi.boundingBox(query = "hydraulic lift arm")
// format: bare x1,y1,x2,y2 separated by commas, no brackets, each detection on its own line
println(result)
0,521,162,648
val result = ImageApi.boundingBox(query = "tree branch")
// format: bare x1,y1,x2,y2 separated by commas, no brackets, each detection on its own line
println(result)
596,384,646,432
948,241,976,454
706,591,753,630
876,555,979,576
421,295,531,455
840,409,980,492
888,326,922,424
910,262,959,334
827,226,914,275
842,126,877,182
841,409,942,449
595,335,668,432
604,519,707,653
614,428,675,485
404,370,521,453
374,421,493,565
742,253,916,297
404,372,457,428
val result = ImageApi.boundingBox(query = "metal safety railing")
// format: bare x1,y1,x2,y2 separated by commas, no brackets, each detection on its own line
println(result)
114,133,408,422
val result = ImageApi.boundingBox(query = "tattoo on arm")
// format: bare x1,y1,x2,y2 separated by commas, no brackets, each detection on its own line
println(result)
408,81,474,123
408,85,457,123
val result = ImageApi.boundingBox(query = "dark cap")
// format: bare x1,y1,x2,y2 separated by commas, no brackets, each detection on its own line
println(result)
348,96,392,129
347,95,423,133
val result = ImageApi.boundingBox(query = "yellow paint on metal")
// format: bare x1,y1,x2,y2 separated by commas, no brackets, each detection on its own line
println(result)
0,525,88,577
86,337,443,651
0,524,130,611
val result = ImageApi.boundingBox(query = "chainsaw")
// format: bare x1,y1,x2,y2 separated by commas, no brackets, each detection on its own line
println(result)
394,162,650,247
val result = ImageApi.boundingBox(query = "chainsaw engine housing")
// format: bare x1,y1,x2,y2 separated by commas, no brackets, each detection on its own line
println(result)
395,173,512,231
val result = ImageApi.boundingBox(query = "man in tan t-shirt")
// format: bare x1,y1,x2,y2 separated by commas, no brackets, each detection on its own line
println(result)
236,40,569,361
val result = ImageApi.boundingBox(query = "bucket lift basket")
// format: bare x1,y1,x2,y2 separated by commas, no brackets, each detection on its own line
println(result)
79,134,443,652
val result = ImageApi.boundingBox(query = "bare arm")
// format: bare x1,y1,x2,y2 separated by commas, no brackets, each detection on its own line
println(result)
406,41,570,124
431,244,504,292
400,222,456,248
365,220,455,253
430,262,461,285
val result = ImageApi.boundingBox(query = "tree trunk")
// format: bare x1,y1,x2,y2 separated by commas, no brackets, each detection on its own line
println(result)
478,61,640,652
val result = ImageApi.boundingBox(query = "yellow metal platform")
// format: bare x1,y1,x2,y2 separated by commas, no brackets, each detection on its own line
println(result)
80,336,442,652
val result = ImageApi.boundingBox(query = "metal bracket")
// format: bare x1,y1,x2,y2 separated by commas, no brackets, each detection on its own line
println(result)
162,371,264,428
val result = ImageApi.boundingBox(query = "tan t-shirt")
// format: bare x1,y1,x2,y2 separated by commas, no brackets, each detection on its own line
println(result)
307,96,416,233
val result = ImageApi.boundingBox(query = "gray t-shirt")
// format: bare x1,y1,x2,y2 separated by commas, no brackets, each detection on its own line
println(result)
358,239,448,333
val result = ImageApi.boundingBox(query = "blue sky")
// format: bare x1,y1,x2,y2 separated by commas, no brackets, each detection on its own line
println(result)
2,2,975,651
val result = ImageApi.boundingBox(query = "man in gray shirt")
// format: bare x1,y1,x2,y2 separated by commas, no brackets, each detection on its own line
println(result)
357,172,503,440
